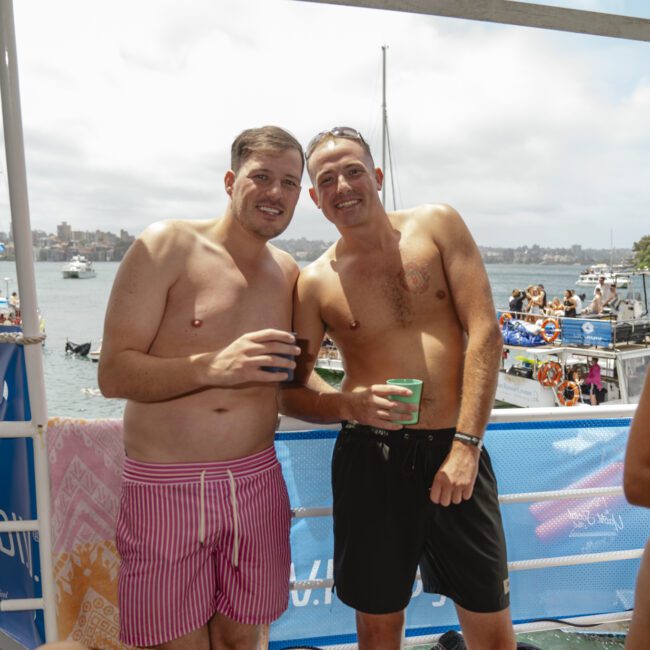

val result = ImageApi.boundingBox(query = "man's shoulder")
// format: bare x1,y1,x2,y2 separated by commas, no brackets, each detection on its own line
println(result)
267,243,300,274
137,218,208,246
297,244,338,287
392,203,462,229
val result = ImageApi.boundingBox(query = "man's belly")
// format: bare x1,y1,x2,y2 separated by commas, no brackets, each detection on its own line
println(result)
340,337,465,428
123,386,280,462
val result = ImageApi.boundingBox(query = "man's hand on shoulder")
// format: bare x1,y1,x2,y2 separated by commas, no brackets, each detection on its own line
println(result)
340,384,418,430
429,442,480,506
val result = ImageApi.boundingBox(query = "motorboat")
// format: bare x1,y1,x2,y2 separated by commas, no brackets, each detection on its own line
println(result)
576,263,630,288
89,340,101,362
61,255,97,279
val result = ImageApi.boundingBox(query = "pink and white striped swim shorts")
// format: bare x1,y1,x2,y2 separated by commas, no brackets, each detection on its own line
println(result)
115,445,291,647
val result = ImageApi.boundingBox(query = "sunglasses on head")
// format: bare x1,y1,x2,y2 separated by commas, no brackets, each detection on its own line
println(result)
305,126,368,160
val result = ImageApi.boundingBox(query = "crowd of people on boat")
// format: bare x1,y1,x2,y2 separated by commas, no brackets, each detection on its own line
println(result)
508,276,620,321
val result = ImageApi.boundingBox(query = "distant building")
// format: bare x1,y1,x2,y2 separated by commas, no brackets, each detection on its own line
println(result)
57,221,72,242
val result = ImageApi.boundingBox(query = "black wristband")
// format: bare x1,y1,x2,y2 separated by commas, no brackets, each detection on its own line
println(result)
454,432,484,450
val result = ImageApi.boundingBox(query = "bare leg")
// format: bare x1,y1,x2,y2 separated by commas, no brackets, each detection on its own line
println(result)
153,624,210,650
627,540,650,650
356,610,404,650
209,612,264,650
455,604,516,650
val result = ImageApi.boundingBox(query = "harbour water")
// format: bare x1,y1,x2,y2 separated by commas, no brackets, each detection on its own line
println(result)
3,260,646,420
2,260,633,647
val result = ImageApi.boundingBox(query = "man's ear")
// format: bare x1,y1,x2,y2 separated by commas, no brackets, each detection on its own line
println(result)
224,170,236,197
375,167,384,191
309,187,320,208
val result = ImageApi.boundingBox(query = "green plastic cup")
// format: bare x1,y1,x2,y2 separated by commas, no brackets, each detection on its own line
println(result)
386,378,423,425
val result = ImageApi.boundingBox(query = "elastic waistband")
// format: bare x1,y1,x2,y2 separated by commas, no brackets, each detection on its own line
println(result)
122,446,278,484
342,422,456,441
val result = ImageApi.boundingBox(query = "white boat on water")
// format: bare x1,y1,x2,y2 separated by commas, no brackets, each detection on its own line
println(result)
576,263,630,288
61,255,97,279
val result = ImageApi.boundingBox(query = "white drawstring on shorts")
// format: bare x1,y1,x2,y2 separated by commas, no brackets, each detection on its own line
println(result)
198,470,206,545
227,469,240,568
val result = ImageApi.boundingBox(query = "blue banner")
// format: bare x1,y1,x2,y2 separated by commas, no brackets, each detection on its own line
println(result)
0,437,44,649
560,318,613,348
0,335,41,647
270,419,647,647
0,330,32,421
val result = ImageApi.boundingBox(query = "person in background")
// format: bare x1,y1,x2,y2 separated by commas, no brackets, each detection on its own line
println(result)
623,367,650,649
594,275,609,297
562,289,577,318
526,285,544,322
573,291,584,316
584,287,603,315
603,282,619,311
537,284,547,312
98,126,303,650
583,357,603,405
546,297,563,316
508,288,525,315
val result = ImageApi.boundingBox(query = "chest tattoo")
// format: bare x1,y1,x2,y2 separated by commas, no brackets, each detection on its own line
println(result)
399,263,431,294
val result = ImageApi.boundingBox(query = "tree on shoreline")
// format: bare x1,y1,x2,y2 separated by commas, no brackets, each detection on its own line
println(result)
633,235,650,269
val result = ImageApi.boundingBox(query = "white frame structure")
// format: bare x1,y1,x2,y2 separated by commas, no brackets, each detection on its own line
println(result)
0,0,648,645
298,0,650,41
0,0,57,643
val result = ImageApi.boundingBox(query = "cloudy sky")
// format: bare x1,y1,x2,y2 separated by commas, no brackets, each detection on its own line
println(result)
1,0,649,248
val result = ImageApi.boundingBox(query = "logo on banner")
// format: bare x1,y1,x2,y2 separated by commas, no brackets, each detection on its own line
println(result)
0,508,39,583
567,498,625,537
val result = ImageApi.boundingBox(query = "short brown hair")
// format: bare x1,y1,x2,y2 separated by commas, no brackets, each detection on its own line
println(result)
230,126,304,174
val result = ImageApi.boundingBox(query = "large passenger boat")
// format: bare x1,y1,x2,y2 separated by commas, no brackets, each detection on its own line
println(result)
497,290,650,408
575,263,630,288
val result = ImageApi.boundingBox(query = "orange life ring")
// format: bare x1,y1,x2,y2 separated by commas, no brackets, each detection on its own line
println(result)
557,380,580,406
540,317,560,343
499,312,513,327
537,361,563,387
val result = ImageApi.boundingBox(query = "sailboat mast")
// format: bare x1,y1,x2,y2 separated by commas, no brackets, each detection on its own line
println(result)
381,44,388,207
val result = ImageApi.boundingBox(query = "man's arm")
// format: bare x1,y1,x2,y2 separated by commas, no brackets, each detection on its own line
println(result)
624,368,650,507
427,205,503,506
98,223,298,403
280,265,412,427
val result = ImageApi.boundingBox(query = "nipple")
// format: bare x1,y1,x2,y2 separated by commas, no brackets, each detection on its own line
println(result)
349,320,360,330
191,319,203,328
436,289,446,300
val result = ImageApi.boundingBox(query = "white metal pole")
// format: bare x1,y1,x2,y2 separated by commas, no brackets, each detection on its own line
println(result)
0,0,57,641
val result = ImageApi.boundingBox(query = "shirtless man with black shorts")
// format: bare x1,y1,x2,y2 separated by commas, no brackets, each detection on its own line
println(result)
281,127,516,650
99,126,303,650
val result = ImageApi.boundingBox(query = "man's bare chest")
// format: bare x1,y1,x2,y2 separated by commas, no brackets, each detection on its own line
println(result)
322,253,450,335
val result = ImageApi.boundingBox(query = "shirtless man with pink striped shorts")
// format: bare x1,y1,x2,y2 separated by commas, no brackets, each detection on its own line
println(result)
98,126,304,649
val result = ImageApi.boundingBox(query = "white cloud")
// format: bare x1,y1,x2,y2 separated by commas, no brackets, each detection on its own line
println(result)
1,0,648,247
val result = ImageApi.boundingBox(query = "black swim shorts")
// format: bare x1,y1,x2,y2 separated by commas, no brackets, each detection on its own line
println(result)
332,422,510,615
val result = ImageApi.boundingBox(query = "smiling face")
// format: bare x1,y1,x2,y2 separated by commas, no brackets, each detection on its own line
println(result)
307,137,383,230
225,148,303,240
